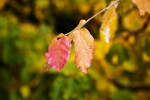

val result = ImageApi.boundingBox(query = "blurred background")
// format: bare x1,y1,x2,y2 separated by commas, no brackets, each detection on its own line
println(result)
0,0,150,100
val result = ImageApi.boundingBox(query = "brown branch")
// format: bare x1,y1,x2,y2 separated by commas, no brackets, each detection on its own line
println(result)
109,79,150,91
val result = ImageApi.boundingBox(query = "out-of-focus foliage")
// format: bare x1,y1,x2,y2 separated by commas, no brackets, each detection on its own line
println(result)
132,0,150,16
0,0,150,100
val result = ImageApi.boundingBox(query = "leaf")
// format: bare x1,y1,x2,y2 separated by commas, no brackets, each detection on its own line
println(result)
73,28,95,74
100,1,118,43
132,0,150,16
44,34,71,72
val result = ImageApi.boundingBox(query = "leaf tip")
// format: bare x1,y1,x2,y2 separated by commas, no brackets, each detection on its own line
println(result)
54,66,61,72
78,66,88,74
43,62,51,72
105,37,109,43
102,27,110,43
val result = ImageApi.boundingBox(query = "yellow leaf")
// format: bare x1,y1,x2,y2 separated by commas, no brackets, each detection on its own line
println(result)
100,1,118,43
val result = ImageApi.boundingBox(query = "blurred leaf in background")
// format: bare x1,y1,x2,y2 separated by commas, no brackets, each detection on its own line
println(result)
0,0,150,100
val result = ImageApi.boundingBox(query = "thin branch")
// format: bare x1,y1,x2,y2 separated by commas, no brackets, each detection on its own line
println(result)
65,0,120,36
109,79,150,91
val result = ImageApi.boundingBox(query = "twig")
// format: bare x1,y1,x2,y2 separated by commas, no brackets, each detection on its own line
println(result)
109,79,150,91
65,0,120,36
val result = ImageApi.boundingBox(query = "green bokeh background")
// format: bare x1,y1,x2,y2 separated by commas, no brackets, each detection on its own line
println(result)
0,0,150,100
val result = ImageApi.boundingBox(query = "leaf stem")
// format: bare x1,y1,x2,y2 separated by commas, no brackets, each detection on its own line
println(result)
65,0,120,36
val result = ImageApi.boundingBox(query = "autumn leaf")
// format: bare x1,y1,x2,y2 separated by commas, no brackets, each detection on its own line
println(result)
44,34,71,72
73,28,95,74
100,1,118,43
132,0,150,16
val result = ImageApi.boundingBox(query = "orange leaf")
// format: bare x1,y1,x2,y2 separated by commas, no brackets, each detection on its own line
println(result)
44,34,71,72
132,0,150,16
73,28,95,74
100,1,118,43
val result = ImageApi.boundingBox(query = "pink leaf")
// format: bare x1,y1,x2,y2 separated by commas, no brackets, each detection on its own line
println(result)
44,34,71,72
